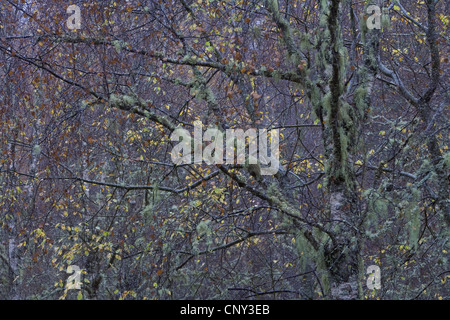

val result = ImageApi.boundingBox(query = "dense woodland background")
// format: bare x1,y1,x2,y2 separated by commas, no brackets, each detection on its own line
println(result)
0,0,448,300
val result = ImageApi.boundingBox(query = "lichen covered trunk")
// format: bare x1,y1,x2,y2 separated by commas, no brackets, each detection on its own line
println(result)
320,0,361,299
327,190,359,299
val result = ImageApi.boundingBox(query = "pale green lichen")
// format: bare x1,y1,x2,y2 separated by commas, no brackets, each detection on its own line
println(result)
205,87,217,105
339,102,354,129
32,144,41,156
299,33,312,51
443,152,450,167
339,128,349,161
405,188,421,250
322,92,332,117
382,8,391,30
196,220,212,237
112,40,128,53
122,95,136,106
354,86,368,113
109,94,136,108
360,15,368,43
317,244,330,295
109,94,121,107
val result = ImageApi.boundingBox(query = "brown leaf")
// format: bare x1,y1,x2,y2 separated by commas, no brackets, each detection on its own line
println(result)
251,92,262,100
